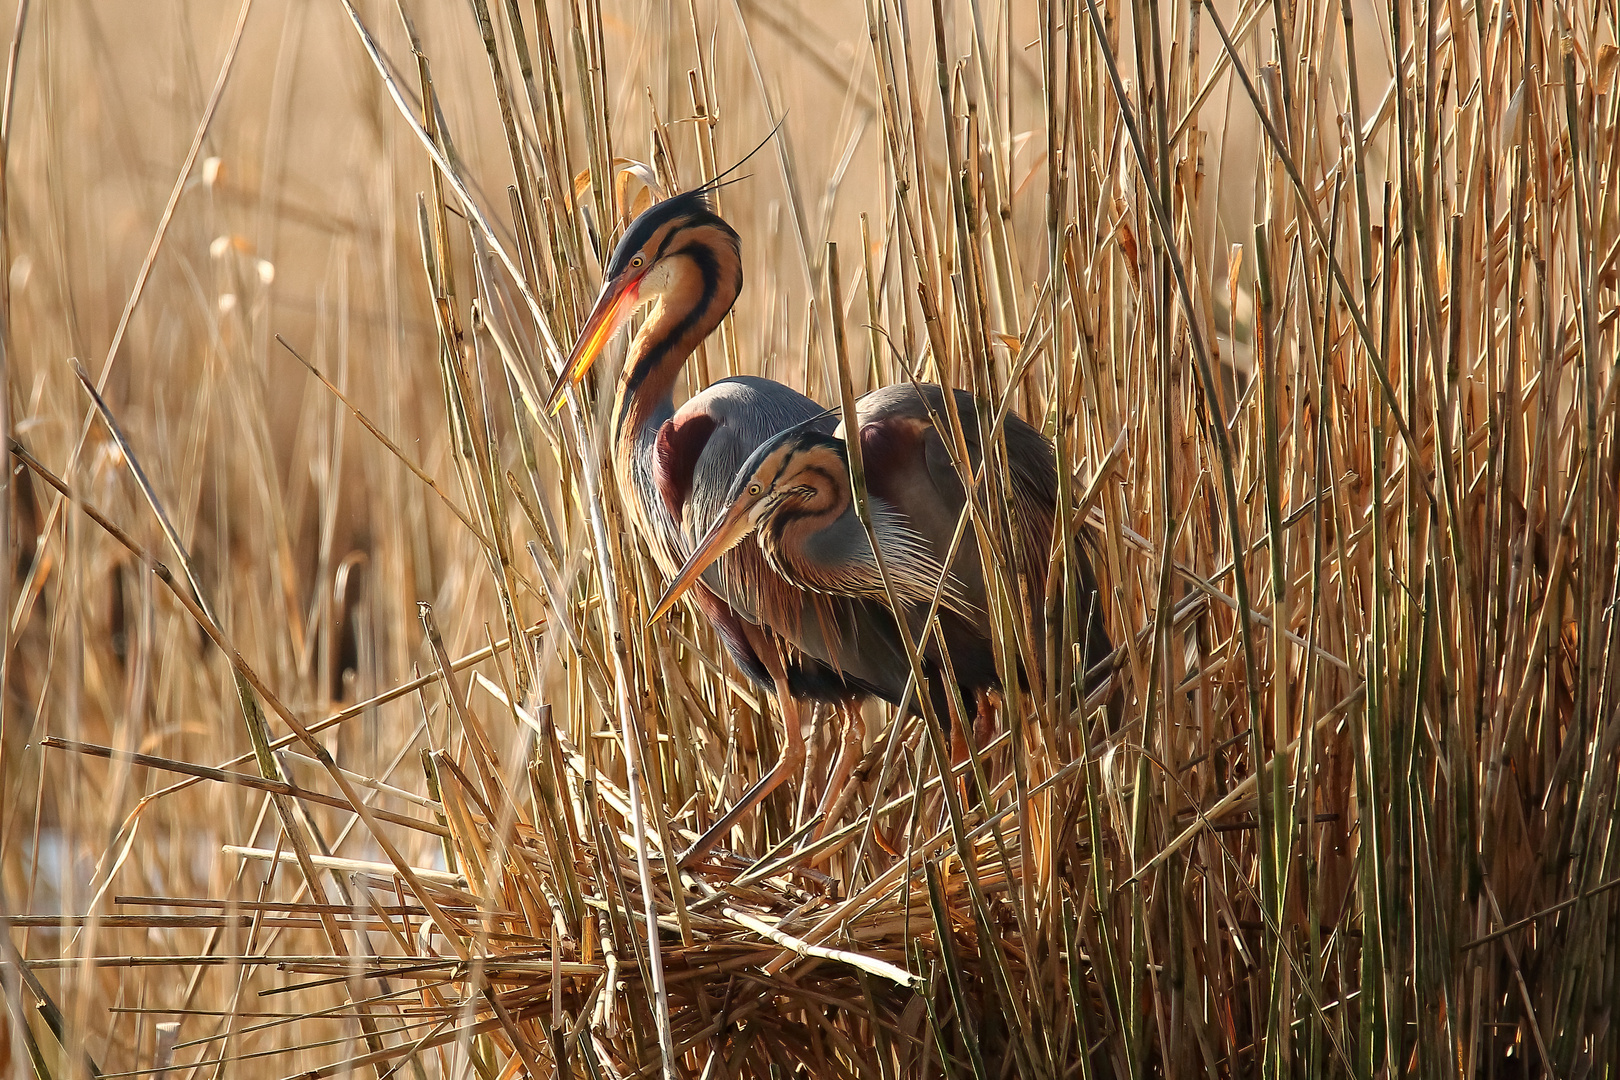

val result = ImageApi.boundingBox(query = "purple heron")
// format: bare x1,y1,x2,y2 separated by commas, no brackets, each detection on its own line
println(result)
549,192,925,864
652,384,1113,818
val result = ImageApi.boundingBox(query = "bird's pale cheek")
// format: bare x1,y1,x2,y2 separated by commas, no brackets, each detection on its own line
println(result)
639,259,676,295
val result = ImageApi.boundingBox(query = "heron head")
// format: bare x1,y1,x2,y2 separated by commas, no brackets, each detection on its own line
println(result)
648,428,847,623
723,430,848,522
546,191,741,414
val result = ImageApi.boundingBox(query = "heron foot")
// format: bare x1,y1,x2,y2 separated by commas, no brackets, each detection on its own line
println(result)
676,751,798,870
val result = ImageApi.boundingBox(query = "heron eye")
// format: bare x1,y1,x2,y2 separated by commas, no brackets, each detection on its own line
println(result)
630,254,645,268
747,483,762,497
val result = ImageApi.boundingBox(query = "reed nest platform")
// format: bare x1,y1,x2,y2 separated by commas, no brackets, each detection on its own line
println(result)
30,643,1125,1079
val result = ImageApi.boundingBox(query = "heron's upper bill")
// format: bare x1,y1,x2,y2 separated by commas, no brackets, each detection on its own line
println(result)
546,274,643,415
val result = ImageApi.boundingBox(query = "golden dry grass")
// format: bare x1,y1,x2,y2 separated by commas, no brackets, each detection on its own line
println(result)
1,0,1617,1076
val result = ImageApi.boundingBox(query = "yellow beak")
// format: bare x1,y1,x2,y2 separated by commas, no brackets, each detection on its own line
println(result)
648,499,763,624
546,272,643,415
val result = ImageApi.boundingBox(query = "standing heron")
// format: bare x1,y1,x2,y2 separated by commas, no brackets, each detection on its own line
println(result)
547,190,926,865
651,383,1113,806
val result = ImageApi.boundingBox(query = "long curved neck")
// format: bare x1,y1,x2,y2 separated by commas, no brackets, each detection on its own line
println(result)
609,248,739,565
611,246,739,460
613,301,702,453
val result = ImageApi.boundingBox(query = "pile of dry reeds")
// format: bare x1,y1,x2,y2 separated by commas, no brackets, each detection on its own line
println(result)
3,0,1617,1075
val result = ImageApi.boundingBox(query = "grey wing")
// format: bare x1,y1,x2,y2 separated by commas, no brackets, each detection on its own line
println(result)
850,384,990,615
868,383,1060,577
855,383,1111,673
682,377,917,703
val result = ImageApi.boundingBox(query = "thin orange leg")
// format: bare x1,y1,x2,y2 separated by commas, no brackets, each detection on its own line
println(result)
949,715,970,770
812,700,866,840
974,688,1001,751
795,704,828,827
678,639,804,869
952,688,1000,809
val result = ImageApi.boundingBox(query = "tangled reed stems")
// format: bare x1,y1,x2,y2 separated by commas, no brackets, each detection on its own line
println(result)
2,0,1616,1075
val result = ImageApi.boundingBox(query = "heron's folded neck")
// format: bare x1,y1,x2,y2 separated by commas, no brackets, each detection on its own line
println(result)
771,499,973,617
611,247,739,449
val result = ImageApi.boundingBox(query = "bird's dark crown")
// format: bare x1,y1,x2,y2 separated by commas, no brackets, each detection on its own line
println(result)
727,425,847,506
604,190,737,279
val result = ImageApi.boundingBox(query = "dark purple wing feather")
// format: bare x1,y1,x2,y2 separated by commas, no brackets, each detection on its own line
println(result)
653,412,718,524
850,383,1111,688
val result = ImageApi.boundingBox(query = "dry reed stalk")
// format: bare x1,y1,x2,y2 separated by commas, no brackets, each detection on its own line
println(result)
2,0,1616,1076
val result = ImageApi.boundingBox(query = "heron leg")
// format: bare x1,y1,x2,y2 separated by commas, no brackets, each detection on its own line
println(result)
678,638,804,869
795,704,829,828
949,715,970,771
811,700,866,840
945,688,1000,811
974,688,1001,751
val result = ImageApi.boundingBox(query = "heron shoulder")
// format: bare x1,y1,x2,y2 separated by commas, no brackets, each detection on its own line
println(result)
699,376,829,434
851,382,955,422
657,378,823,509
857,381,1061,508
652,410,718,525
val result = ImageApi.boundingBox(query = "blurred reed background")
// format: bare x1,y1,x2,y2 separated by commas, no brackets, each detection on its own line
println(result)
0,0,1614,1076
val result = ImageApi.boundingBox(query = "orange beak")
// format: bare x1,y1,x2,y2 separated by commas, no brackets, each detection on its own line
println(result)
648,498,764,624
546,271,644,415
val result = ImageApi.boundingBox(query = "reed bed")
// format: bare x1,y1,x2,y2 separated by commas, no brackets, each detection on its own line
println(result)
2,0,1616,1075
